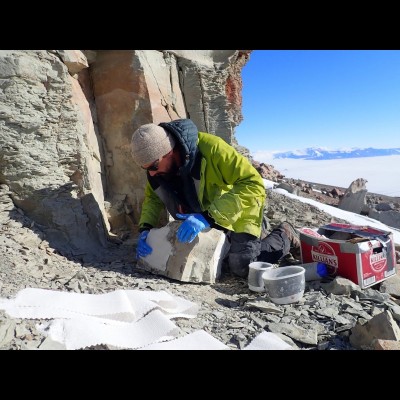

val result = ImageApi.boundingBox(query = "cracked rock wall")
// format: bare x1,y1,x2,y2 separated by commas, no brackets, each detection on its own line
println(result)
0,49,250,260
0,50,109,260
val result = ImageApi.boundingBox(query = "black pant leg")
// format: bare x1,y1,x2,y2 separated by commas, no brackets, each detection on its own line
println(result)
227,232,261,278
258,229,290,264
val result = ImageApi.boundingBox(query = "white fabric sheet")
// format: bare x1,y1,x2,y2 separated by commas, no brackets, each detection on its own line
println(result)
244,331,293,350
0,288,295,350
139,330,230,350
38,310,179,350
0,288,199,349
0,288,198,321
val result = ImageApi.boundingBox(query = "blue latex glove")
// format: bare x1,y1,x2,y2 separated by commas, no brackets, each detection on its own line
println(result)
136,230,153,259
176,213,210,243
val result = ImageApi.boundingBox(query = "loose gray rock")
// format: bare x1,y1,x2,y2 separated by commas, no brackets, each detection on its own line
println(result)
0,184,399,350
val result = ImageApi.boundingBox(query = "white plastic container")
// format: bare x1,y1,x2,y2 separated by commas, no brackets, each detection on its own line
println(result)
248,261,273,292
262,266,305,304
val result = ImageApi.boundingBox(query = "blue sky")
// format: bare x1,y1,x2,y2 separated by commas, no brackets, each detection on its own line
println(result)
235,50,400,154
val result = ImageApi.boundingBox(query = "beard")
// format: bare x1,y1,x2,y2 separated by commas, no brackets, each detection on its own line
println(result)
155,161,180,181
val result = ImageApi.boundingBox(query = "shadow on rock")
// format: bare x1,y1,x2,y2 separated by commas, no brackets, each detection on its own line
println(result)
9,182,133,266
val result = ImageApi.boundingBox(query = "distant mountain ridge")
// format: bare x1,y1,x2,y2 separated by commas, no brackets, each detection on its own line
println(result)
274,147,400,160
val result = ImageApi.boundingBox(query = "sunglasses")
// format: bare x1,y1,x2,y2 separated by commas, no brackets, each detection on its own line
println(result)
141,158,160,172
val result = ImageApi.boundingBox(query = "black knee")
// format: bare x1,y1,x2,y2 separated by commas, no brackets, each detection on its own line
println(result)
227,253,254,278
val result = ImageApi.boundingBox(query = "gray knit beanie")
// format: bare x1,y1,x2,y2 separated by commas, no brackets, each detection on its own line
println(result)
130,123,176,166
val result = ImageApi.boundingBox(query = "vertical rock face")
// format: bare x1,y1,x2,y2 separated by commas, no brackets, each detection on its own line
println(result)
0,50,109,260
167,50,249,143
0,49,250,260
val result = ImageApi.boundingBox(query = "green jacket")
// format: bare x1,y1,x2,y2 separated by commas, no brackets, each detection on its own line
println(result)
139,120,266,238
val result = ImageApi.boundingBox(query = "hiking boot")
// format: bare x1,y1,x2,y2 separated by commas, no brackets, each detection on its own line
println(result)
276,222,301,254
279,253,302,266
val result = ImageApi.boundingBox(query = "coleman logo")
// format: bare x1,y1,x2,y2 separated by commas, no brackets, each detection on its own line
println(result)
370,251,387,272
311,241,338,267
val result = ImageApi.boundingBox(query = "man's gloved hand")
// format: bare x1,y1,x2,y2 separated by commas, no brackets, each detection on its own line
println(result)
176,213,210,243
136,230,153,259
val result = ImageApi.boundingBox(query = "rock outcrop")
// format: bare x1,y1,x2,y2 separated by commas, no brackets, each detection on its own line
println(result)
0,50,250,261
337,178,368,214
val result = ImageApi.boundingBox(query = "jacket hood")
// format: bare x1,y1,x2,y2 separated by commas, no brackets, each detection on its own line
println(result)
159,119,199,176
